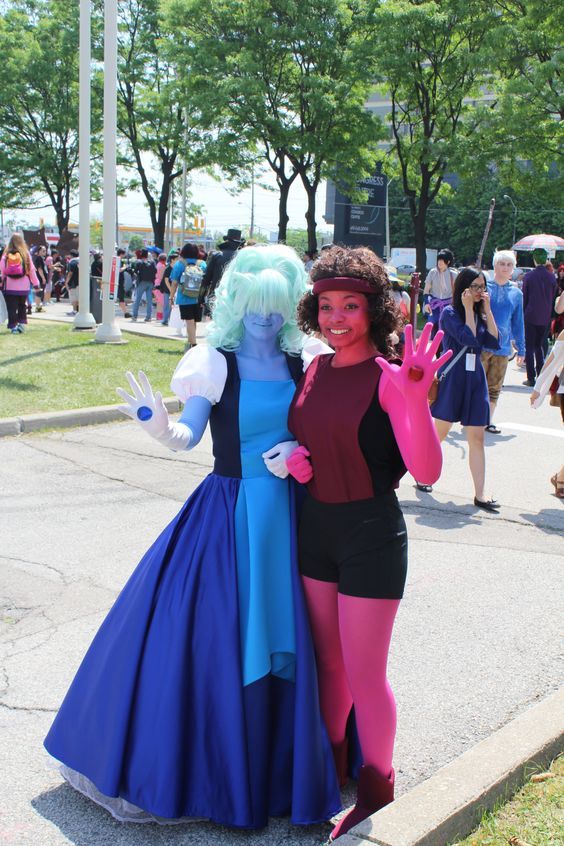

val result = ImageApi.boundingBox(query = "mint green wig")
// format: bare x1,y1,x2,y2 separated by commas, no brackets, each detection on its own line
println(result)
206,244,308,354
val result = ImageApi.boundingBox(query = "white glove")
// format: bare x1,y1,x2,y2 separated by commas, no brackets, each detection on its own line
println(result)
262,440,298,479
116,371,192,451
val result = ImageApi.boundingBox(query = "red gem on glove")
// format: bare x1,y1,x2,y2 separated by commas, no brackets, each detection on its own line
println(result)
408,366,425,382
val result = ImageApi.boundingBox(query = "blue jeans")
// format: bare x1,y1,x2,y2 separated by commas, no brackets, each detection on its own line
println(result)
132,281,153,320
162,293,171,324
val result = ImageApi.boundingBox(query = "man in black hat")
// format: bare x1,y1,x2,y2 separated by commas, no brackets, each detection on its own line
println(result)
201,228,245,307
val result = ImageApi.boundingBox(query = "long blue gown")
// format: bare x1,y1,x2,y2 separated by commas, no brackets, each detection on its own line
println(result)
44,350,340,828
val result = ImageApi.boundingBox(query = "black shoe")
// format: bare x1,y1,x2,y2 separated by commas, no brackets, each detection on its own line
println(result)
485,424,501,434
416,483,433,493
522,379,535,387
474,497,500,512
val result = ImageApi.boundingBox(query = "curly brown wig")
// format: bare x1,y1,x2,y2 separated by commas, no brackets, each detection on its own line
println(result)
297,246,402,356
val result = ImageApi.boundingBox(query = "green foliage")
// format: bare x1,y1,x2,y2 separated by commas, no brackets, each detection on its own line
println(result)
164,0,385,250
112,0,219,247
0,0,101,232
128,234,144,251
367,0,503,271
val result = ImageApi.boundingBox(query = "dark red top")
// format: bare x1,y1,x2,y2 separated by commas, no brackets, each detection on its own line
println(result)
288,354,406,504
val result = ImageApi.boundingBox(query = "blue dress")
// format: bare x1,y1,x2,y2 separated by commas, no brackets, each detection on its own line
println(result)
44,350,340,828
431,306,500,427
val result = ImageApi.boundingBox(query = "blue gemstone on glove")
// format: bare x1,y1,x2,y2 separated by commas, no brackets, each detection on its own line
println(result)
137,406,153,421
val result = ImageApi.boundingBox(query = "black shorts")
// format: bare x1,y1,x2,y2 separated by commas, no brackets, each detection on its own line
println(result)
298,492,408,599
179,303,201,321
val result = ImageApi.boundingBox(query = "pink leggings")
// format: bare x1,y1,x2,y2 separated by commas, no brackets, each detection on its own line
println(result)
302,576,399,778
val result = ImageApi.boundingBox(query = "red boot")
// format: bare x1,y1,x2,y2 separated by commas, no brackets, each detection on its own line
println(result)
332,739,349,788
330,765,394,840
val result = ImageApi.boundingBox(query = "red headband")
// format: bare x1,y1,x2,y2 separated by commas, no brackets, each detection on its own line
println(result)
312,276,373,295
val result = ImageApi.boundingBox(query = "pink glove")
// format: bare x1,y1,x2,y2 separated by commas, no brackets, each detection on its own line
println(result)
286,445,313,484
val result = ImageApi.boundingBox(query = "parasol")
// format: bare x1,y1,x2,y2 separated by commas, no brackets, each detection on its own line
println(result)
512,233,564,252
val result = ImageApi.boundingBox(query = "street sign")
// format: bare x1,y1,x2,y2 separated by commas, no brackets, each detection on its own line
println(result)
333,171,387,255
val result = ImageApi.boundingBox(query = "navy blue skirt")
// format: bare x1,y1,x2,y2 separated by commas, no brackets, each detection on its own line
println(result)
44,473,340,828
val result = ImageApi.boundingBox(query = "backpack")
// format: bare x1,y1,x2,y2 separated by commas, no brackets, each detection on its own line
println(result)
4,251,26,278
179,262,204,299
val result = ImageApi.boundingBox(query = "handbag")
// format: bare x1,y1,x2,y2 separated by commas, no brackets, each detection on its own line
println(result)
428,345,469,404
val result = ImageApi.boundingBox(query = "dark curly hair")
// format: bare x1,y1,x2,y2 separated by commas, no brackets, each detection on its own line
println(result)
297,246,402,356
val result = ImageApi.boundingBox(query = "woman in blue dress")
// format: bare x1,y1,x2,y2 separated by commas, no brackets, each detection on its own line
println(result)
44,245,340,828
430,267,501,511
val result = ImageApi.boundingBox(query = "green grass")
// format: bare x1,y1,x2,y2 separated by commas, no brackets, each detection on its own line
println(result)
451,756,563,846
0,321,185,418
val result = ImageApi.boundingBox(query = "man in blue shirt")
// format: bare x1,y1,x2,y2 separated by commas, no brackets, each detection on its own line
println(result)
481,250,525,433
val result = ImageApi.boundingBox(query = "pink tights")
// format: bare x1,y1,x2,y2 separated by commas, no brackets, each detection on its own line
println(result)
302,576,400,778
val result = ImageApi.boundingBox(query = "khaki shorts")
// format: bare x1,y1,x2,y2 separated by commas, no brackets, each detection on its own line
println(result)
480,352,509,403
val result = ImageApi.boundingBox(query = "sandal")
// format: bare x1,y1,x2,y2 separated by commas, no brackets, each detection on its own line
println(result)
485,424,501,434
416,483,433,493
550,475,564,498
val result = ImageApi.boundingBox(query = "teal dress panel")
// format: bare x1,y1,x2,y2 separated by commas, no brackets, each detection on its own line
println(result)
234,379,297,686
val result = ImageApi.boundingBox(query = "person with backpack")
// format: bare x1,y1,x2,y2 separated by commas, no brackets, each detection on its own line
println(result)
169,242,204,349
131,248,157,322
0,235,41,333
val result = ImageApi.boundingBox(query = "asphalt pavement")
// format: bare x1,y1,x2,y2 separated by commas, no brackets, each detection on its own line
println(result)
0,321,562,846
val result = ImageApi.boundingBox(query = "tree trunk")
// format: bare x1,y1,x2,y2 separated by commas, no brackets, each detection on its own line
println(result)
277,180,291,242
304,183,318,253
413,207,428,277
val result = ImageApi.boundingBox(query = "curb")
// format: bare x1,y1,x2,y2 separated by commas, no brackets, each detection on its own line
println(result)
337,688,563,846
0,397,181,437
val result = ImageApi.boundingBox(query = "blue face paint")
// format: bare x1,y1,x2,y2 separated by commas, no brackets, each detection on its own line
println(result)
242,312,284,342
137,406,153,422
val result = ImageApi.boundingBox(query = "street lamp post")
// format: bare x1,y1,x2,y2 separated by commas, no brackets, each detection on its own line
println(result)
74,0,95,330
95,0,123,343
503,194,517,246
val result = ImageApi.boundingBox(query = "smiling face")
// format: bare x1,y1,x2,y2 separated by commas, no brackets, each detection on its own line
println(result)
317,291,372,351
242,311,284,342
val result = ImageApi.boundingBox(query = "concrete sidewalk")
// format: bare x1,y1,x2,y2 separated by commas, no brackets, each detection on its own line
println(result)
27,299,209,343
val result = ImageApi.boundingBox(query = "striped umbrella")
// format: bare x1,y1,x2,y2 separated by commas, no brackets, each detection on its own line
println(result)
512,233,564,252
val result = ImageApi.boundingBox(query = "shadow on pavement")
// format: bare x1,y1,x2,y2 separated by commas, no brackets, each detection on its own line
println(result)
519,506,564,534
405,500,482,530
31,784,331,846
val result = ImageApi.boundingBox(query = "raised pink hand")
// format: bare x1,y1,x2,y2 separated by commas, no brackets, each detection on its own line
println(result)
286,445,313,484
376,322,452,401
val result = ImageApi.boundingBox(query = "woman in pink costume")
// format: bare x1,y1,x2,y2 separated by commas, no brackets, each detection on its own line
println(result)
284,246,452,841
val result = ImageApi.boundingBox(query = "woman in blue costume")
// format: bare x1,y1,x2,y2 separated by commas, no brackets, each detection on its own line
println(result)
44,245,340,828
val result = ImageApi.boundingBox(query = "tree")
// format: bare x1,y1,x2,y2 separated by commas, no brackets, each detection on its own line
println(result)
368,0,503,273
114,0,217,247
0,0,101,234
166,0,384,250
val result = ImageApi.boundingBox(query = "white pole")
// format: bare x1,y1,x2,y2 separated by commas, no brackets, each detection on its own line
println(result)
95,0,123,342
74,0,95,329
181,123,187,244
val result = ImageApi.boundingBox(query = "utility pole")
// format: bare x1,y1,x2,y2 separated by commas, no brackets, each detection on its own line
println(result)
95,0,123,343
250,166,255,238
74,0,95,330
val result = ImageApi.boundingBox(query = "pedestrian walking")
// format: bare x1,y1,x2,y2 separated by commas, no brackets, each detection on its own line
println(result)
530,328,564,497
430,267,501,511
423,249,457,337
131,248,157,322
44,244,341,829
169,243,204,349
201,227,244,306
0,235,40,333
282,246,451,841
64,250,80,315
481,249,525,434
522,248,559,386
